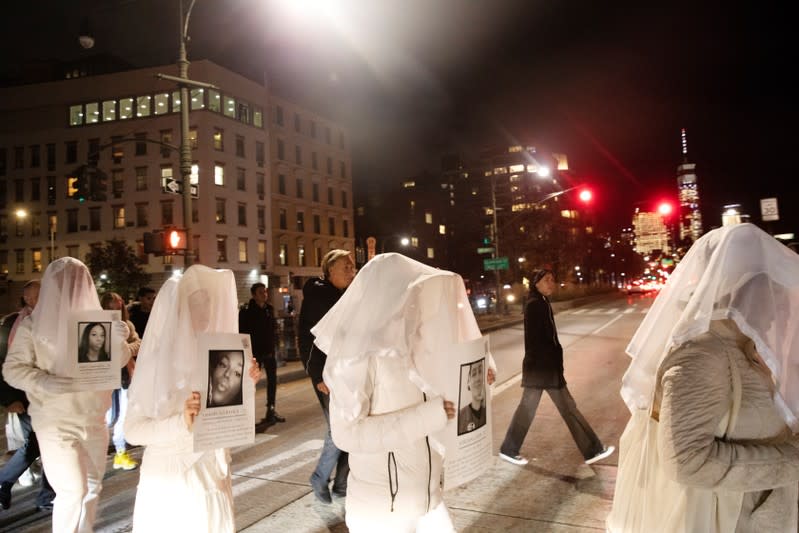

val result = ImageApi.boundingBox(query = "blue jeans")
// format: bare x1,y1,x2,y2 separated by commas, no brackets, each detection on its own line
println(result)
310,387,349,491
0,412,56,506
500,386,604,460
106,388,129,452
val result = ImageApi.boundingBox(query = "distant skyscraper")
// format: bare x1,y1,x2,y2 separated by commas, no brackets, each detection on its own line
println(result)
632,208,670,255
676,128,703,242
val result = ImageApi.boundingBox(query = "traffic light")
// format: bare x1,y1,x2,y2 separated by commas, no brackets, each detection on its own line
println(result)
143,231,165,255
68,165,91,202
578,188,593,203
164,228,188,254
89,167,109,201
657,201,674,216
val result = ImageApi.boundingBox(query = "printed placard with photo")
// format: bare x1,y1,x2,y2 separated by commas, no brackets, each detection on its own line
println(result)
193,332,256,452
67,310,121,390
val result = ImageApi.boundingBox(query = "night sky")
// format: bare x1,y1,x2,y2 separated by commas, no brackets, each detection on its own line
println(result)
3,1,796,234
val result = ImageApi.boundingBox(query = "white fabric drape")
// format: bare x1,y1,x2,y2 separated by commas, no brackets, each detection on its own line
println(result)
127,265,239,420
30,257,101,375
622,223,799,429
314,253,483,424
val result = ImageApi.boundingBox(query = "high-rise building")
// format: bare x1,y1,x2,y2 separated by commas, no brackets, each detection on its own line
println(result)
632,208,670,256
676,128,703,243
0,60,354,311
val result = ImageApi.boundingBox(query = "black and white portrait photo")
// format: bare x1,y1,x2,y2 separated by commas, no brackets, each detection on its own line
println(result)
457,358,487,435
206,350,245,408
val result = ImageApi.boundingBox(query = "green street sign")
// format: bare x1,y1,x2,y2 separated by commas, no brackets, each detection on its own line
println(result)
477,247,495,254
483,257,509,271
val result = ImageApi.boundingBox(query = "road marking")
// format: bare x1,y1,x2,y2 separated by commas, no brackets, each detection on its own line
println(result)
623,308,635,314
232,439,323,496
591,313,624,335
571,309,589,315
604,308,619,314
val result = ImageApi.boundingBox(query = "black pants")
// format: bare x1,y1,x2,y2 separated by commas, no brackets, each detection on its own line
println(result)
259,354,277,408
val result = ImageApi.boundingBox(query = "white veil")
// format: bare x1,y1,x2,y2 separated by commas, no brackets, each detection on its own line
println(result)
127,265,239,419
623,223,799,429
31,257,101,375
314,253,482,422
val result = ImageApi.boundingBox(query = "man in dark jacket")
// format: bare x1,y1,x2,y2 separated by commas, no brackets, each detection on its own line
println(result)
0,280,55,511
128,286,155,338
299,249,355,504
239,283,284,426
498,269,614,466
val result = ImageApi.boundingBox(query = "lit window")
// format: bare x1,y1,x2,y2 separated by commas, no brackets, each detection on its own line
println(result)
213,129,223,150
208,90,221,112
427,247,434,259
258,240,267,263
224,96,236,118
136,95,151,117
214,164,224,186
425,212,433,224
113,206,126,229
102,100,116,122
119,98,133,119
69,105,83,126
439,224,446,235
154,93,169,115
190,88,204,110
32,249,42,272
411,237,418,247
191,164,199,185
215,198,226,223
298,243,306,266
279,243,288,265
171,91,181,112
217,236,227,262
253,108,263,127
86,102,100,124
238,238,248,262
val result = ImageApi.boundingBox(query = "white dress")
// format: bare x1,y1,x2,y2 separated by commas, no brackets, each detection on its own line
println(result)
125,408,234,533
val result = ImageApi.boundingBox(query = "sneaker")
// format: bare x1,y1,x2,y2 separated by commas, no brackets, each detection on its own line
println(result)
18,468,35,487
585,445,615,465
0,482,12,510
499,452,529,466
309,475,332,504
266,408,286,424
113,451,139,471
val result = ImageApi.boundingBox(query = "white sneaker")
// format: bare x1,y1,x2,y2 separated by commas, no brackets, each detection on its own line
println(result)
585,445,615,465
499,452,529,466
18,468,35,487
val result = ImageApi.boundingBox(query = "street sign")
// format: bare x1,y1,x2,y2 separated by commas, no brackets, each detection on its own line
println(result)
477,247,495,254
483,257,509,271
162,177,199,198
760,197,779,222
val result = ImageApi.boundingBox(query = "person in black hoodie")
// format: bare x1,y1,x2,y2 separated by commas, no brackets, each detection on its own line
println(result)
498,269,614,466
0,280,55,511
239,283,283,426
299,249,355,504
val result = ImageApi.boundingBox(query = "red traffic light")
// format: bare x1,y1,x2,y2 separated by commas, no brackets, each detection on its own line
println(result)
578,188,592,203
657,202,674,216
165,228,188,252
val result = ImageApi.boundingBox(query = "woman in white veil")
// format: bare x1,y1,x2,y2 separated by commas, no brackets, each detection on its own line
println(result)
124,265,258,533
3,257,131,532
608,223,799,532
314,253,495,533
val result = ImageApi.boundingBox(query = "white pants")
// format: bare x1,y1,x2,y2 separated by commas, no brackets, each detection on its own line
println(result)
347,501,456,533
35,421,109,533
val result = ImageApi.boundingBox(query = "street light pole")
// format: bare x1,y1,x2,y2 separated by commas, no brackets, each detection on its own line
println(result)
490,175,502,315
178,0,196,267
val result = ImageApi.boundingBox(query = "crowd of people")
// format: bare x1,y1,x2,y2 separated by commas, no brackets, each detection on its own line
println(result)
1,223,797,532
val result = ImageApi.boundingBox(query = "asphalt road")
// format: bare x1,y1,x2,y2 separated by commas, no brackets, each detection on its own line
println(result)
0,291,657,532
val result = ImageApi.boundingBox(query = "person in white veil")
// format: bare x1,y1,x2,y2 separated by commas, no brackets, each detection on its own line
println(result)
2,257,131,532
608,223,799,532
314,253,495,533
124,265,259,533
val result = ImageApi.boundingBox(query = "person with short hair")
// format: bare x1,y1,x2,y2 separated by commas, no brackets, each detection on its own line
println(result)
299,249,355,503
238,282,283,425
0,280,55,512
499,268,614,466
128,287,155,338
458,359,487,434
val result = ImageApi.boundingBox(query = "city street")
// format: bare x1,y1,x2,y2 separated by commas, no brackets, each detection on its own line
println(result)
0,291,655,532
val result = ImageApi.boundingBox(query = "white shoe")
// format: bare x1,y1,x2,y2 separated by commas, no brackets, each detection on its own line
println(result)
18,468,35,487
585,445,615,465
499,452,529,466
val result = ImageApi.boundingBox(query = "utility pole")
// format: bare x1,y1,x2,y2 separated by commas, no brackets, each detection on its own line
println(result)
156,0,218,267
491,174,502,315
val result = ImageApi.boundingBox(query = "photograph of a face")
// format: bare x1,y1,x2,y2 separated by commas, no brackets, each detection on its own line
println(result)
77,322,111,363
457,358,487,435
206,350,245,408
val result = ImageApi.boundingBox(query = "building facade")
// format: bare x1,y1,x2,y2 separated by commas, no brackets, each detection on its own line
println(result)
0,60,354,311
676,128,703,243
632,208,670,256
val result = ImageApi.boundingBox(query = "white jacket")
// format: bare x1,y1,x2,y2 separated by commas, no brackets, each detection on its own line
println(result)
3,317,113,427
330,355,449,532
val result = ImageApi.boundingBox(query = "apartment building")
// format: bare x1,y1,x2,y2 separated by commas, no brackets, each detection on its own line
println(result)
0,59,353,310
